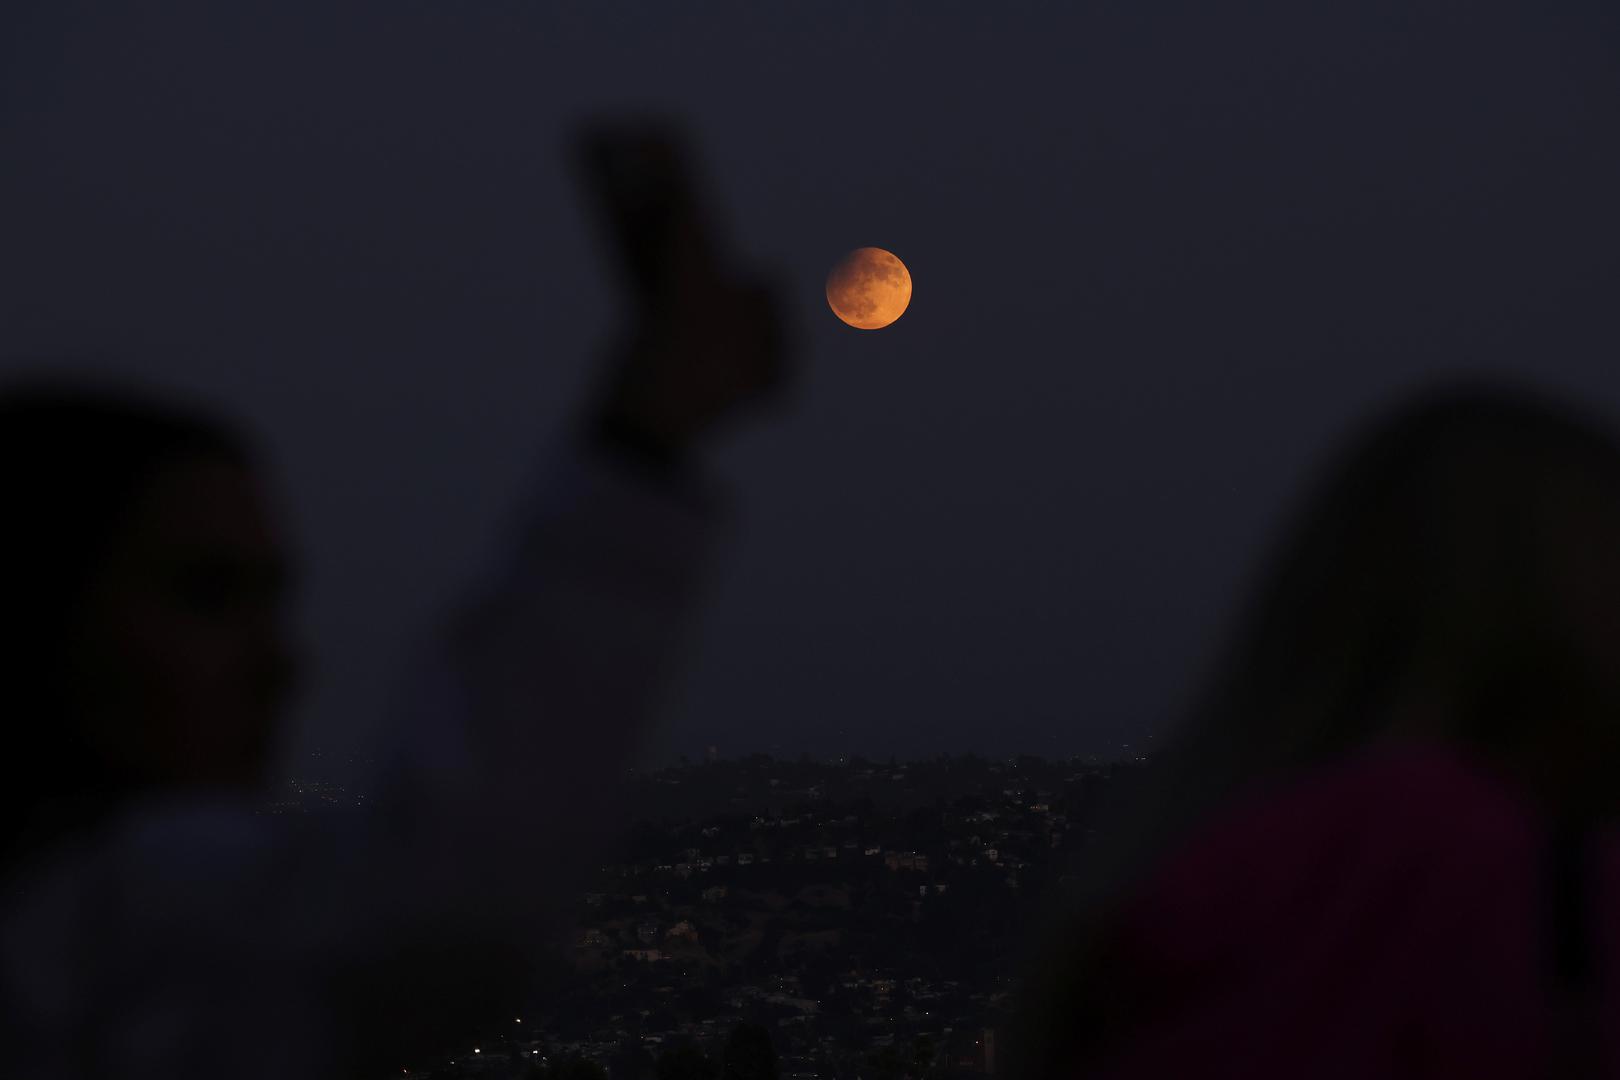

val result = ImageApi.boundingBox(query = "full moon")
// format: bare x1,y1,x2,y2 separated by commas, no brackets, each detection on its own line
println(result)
826,247,911,330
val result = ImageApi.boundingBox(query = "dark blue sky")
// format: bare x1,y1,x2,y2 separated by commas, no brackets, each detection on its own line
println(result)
5,0,1620,769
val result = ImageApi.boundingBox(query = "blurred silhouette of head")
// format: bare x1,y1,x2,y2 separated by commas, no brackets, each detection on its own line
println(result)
0,380,292,873
1130,381,1620,878
1012,382,1620,1080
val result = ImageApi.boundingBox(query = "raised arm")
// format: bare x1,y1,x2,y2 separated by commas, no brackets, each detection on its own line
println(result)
0,126,788,1080
310,125,791,1072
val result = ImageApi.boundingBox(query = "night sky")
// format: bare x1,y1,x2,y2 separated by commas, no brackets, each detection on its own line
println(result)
5,1,1620,771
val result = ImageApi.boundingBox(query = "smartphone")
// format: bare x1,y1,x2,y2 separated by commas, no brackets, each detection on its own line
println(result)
575,121,726,301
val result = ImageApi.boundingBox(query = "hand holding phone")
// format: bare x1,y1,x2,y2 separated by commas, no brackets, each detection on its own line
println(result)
577,123,723,303
576,120,789,458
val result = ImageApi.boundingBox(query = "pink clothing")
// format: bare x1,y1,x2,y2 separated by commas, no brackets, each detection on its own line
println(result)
1093,741,1603,1078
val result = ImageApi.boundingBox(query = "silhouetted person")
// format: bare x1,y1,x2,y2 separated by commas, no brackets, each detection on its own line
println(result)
0,125,785,1079
1013,383,1620,1078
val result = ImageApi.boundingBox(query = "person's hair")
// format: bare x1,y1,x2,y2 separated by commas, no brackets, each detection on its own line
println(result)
1145,381,1620,865
0,378,254,879
1011,378,1620,1077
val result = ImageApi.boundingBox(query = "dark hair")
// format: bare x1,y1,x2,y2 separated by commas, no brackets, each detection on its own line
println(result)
1148,380,1620,852
1011,379,1620,1077
0,379,253,877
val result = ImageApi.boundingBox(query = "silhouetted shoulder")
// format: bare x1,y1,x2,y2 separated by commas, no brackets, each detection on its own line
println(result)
1087,739,1548,1077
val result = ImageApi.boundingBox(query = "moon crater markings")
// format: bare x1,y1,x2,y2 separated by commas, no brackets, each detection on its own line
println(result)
826,247,911,330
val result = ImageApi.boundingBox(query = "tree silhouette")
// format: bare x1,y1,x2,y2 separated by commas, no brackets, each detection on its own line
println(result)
612,1046,656,1080
722,1023,778,1080
911,1035,937,1079
657,1044,719,1080
865,1044,904,1080
548,1056,610,1080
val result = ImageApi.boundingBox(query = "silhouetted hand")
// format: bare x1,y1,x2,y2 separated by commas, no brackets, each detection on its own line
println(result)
597,265,787,460
580,122,790,462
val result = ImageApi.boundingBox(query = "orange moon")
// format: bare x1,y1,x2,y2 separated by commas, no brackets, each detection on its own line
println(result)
826,247,911,330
